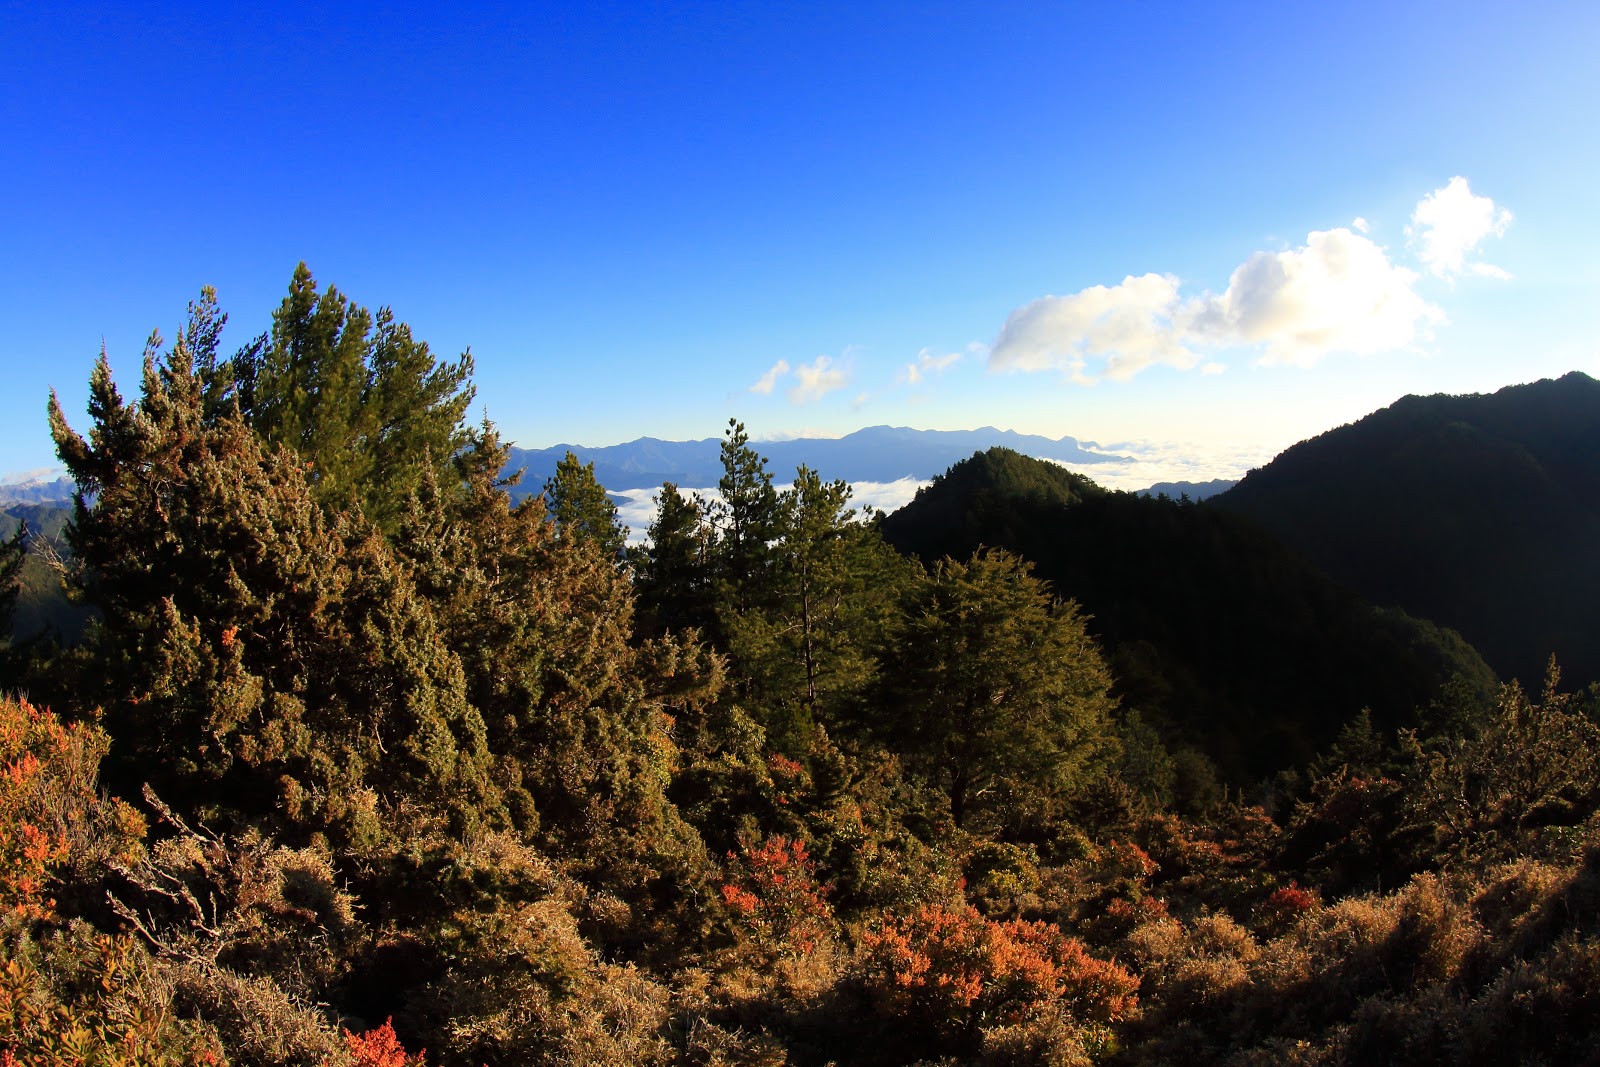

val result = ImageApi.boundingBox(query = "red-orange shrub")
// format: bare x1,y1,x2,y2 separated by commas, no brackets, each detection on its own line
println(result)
720,834,834,954
858,903,1138,1035
344,1018,426,1067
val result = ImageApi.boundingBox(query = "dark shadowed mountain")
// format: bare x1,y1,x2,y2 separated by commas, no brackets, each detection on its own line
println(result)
1210,372,1600,688
880,448,1496,783
503,425,1127,501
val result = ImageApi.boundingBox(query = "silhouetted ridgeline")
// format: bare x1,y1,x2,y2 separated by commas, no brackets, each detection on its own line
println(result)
1212,371,1600,687
880,448,1496,782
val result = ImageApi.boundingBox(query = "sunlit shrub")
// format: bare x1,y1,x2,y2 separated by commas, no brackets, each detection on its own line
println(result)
343,1018,425,1067
0,696,143,919
720,834,834,956
857,902,1138,1043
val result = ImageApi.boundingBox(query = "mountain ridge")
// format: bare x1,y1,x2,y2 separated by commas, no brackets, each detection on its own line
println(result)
504,424,1129,500
879,447,1496,782
1210,371,1600,687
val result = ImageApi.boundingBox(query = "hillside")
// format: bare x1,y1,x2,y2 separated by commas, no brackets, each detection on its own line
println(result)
1211,372,1600,687
0,501,86,643
881,449,1496,782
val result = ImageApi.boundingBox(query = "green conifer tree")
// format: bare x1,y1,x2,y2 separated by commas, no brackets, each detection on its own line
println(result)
48,330,497,849
236,264,475,531
634,482,715,635
725,466,910,744
876,549,1119,828
545,450,628,561
0,521,22,641
712,419,780,617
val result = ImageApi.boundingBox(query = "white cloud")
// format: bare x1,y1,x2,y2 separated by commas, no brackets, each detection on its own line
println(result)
756,428,845,442
991,215,1457,378
847,477,927,516
789,354,849,404
1189,227,1443,366
613,478,930,542
1051,437,1281,492
1352,216,1370,234
989,273,1196,384
900,343,978,385
1407,176,1513,279
749,359,790,395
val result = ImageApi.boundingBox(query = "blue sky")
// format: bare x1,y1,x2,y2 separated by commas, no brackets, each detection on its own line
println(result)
4,1,1598,480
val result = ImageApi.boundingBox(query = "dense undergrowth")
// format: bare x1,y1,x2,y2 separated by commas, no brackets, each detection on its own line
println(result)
3,269,1598,1065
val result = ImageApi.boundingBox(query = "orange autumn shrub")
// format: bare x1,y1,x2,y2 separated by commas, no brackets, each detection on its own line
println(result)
858,902,1138,1036
720,833,834,954
344,1019,426,1067
0,695,144,919
0,697,76,918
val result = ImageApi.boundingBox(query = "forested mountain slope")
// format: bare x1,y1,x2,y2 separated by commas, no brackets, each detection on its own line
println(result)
881,449,1496,782
1211,371,1600,687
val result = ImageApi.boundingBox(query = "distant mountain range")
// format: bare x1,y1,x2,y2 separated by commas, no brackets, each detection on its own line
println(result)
0,471,72,506
1211,371,1600,688
2,427,1150,506
503,425,1129,500
1137,478,1237,501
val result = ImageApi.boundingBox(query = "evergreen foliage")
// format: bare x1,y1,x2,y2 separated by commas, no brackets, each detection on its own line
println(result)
0,520,22,639
876,549,1117,829
47,333,497,850
221,264,475,531
544,450,629,560
712,419,781,616
724,466,912,746
16,277,1600,1066
632,482,714,635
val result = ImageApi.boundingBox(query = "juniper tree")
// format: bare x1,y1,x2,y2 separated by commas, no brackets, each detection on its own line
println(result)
876,549,1118,829
395,424,698,893
48,329,497,849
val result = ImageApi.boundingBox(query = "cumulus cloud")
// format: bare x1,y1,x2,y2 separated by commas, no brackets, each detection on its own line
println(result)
749,359,790,395
989,205,1475,379
789,354,849,404
990,273,1196,383
1407,176,1513,279
1189,227,1443,366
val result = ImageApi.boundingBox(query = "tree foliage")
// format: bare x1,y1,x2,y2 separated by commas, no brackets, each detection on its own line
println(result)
0,521,22,640
544,450,628,561
221,264,475,531
877,549,1118,828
